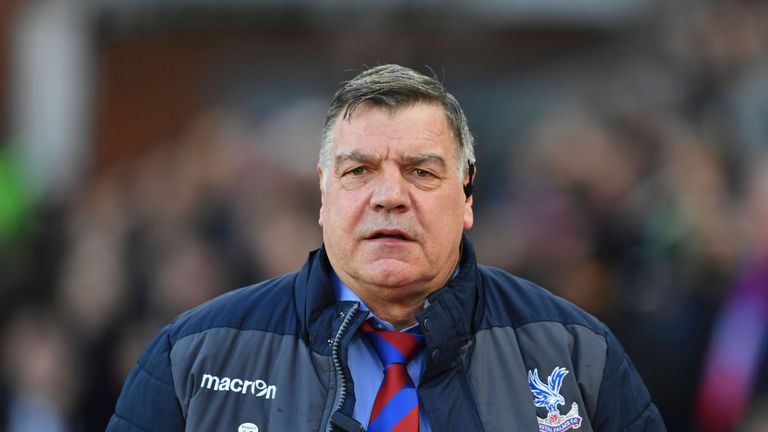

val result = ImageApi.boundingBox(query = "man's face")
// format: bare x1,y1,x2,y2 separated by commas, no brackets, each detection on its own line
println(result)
318,102,473,306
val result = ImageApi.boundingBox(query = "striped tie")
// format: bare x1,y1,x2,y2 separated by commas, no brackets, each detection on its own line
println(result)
360,320,425,432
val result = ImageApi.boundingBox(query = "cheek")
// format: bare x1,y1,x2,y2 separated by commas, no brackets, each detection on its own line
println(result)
325,193,365,227
420,196,466,232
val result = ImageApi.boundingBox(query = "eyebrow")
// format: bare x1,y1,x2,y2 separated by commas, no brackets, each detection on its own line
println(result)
333,151,381,176
334,151,380,172
400,153,447,169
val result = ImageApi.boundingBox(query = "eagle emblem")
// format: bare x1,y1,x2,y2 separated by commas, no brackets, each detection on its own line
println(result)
528,367,583,432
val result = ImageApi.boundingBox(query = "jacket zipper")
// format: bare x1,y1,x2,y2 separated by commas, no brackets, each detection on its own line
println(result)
326,302,360,432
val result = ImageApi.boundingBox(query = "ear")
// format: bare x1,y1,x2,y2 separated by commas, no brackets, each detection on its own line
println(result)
463,194,474,230
317,165,325,227
463,166,475,230
463,162,476,199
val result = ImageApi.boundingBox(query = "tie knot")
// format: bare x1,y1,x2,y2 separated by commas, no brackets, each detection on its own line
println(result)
360,320,424,367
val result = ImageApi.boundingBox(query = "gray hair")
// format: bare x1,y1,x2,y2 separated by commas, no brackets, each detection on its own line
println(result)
319,64,475,185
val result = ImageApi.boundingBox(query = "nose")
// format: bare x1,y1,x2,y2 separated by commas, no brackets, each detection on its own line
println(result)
369,169,411,212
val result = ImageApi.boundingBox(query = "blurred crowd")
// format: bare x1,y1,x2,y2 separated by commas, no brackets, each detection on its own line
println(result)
1,1,768,431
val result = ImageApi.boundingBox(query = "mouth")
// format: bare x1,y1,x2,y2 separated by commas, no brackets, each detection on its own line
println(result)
366,229,414,242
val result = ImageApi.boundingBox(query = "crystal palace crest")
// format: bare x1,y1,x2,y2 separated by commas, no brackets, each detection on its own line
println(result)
528,367,583,432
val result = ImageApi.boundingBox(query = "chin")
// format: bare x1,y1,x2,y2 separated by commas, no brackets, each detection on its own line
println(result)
364,260,423,288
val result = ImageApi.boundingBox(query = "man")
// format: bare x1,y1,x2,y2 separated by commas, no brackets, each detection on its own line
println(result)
107,64,666,431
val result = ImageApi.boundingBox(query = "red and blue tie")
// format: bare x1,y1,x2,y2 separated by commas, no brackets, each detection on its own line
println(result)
360,320,425,432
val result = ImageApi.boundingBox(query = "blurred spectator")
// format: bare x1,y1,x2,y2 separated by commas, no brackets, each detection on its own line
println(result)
2,309,77,432
694,154,768,432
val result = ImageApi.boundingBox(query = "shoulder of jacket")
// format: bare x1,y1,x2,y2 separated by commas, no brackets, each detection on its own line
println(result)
166,271,302,344
477,265,608,336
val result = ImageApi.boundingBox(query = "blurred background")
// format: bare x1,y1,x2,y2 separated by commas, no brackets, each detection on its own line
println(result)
0,0,767,430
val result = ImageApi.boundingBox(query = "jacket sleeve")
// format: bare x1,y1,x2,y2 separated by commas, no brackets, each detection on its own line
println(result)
106,325,186,431
592,329,667,432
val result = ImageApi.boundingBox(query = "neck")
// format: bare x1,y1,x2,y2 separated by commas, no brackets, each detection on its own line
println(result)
329,245,463,331
340,263,457,331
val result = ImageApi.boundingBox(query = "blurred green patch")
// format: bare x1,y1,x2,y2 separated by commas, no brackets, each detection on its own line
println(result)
0,145,32,248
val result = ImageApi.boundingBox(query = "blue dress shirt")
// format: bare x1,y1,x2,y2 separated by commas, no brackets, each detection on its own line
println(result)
332,273,431,432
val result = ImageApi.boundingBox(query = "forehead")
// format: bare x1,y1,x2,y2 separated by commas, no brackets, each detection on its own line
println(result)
332,103,457,160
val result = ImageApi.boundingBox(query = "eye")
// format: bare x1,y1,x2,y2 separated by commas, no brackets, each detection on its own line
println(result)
406,167,442,190
349,167,366,176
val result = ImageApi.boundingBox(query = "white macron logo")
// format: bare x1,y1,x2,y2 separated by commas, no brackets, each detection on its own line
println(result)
200,373,277,399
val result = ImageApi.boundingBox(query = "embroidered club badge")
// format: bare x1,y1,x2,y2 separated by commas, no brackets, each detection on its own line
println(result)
528,367,583,432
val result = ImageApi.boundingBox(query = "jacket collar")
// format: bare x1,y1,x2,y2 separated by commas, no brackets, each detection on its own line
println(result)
417,237,481,379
